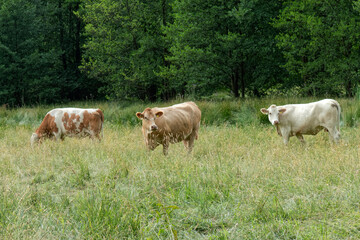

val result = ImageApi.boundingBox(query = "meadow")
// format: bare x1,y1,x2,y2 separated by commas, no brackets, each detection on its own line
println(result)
1,98,360,239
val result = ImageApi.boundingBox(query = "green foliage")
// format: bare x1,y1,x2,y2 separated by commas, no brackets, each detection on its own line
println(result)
273,0,360,97
78,0,287,100
80,0,171,101
163,0,286,98
2,0,360,104
4,98,360,129
0,0,101,106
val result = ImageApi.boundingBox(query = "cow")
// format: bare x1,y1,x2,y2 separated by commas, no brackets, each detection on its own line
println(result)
136,101,201,155
31,108,104,145
260,99,341,144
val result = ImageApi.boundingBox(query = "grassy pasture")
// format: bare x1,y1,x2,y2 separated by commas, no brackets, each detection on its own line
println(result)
1,98,360,239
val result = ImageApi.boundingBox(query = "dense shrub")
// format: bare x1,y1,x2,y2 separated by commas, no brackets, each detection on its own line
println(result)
1,98,358,128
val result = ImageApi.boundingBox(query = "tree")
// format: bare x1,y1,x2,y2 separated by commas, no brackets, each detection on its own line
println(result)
80,0,173,101
163,0,285,98
231,0,287,97
0,0,42,106
0,0,99,106
273,0,360,97
57,0,102,101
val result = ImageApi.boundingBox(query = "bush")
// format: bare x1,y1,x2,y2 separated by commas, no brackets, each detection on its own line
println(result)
1,98,359,128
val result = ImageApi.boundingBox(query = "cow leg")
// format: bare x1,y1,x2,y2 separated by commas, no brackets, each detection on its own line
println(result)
96,133,102,142
184,131,197,153
90,133,101,142
162,143,169,156
281,130,290,145
279,127,290,145
296,133,305,143
183,140,189,149
187,134,196,153
183,139,193,153
53,132,62,141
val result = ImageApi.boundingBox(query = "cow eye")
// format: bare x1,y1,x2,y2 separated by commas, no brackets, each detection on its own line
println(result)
144,117,148,120
269,113,272,115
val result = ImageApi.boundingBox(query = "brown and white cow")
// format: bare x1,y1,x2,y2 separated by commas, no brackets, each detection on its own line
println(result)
260,99,341,144
136,101,201,155
31,108,104,145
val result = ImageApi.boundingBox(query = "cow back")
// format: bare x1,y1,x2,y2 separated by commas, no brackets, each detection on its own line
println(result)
278,99,340,135
154,102,201,138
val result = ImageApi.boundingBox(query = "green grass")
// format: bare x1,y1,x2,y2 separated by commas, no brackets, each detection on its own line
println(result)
1,98,360,239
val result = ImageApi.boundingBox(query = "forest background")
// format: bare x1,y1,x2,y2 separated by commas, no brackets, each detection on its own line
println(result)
1,0,360,107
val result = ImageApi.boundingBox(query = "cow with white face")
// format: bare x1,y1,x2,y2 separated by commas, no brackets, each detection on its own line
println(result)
136,101,201,155
260,99,341,144
31,108,104,145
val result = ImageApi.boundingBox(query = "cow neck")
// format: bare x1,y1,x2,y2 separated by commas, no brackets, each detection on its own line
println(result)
36,118,49,135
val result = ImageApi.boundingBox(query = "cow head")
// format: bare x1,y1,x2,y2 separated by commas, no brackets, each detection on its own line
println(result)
260,105,286,125
136,108,163,132
30,133,40,145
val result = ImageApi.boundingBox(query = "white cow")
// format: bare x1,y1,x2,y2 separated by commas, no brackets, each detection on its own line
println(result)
260,99,341,144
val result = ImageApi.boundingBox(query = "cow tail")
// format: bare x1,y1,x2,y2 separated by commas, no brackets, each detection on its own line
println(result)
331,101,341,131
195,122,200,140
97,109,104,123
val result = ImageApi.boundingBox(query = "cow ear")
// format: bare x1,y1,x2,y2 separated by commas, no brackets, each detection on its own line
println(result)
279,108,286,113
155,111,163,118
260,108,269,115
136,112,144,119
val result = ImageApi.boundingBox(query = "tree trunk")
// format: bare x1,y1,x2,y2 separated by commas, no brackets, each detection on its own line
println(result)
240,61,245,98
231,68,240,98
346,79,354,97
231,62,246,98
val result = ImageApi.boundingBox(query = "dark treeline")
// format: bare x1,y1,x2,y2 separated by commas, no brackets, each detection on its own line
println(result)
1,0,360,106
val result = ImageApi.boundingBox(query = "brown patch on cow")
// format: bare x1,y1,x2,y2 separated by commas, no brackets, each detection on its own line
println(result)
62,112,83,134
81,110,103,139
35,113,58,139
94,109,104,139
331,103,339,112
96,109,104,123
82,111,90,129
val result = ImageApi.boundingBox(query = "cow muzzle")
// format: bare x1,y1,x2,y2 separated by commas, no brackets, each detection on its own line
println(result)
30,133,40,146
273,120,279,125
150,125,158,131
